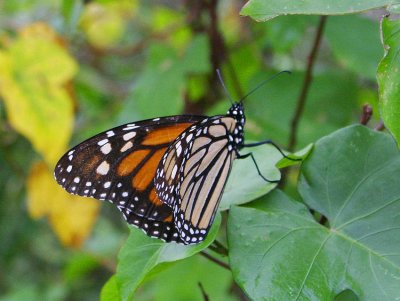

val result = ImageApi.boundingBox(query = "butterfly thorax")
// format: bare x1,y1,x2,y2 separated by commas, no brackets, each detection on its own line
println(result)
226,102,246,151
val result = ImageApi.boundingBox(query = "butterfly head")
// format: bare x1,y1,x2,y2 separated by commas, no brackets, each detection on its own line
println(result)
227,102,245,147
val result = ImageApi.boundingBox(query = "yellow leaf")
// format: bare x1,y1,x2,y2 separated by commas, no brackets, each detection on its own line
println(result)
80,0,138,49
80,3,125,49
0,22,77,166
27,162,100,248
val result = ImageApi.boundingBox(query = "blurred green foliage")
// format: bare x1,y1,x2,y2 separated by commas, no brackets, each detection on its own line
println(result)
0,0,398,300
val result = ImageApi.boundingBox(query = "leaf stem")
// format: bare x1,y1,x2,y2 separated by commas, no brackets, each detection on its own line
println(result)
198,282,210,301
209,239,229,256
200,251,230,270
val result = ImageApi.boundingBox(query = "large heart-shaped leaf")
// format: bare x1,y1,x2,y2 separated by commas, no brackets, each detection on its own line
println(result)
228,125,400,300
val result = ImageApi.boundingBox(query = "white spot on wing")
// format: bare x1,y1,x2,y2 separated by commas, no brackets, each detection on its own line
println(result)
100,143,112,155
66,165,72,173
98,139,108,146
123,124,139,130
106,131,115,137
123,132,136,141
120,141,133,152
96,161,110,175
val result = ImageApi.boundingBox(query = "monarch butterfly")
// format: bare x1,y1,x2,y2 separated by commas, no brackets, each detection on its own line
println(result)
54,75,288,245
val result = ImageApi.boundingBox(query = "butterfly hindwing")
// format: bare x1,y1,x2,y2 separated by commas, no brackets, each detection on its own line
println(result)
54,115,204,242
155,116,237,244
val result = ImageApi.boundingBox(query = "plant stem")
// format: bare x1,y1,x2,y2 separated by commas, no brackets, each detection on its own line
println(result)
288,16,328,152
183,0,229,114
360,104,373,125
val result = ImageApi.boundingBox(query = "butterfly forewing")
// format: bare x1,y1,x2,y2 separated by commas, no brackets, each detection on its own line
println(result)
54,115,204,242
155,116,237,244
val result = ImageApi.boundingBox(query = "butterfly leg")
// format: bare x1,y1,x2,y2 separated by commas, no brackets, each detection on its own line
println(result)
243,140,301,161
236,152,279,183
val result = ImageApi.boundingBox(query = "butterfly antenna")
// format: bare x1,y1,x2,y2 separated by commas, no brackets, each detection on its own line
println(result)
216,69,234,104
239,70,291,103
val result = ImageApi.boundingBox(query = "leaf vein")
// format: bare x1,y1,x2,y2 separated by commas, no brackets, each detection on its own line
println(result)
294,233,333,301
332,159,393,227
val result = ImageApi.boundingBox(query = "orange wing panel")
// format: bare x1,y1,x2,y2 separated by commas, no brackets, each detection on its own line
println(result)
142,123,193,145
132,148,167,191
118,149,150,176
149,187,164,206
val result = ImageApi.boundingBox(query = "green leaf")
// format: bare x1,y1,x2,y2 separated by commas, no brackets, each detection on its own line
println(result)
136,254,236,301
114,214,221,301
61,0,84,34
325,16,382,80
220,144,281,210
377,16,400,148
263,15,318,53
228,125,400,300
241,0,398,22
100,276,121,301
276,143,313,169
